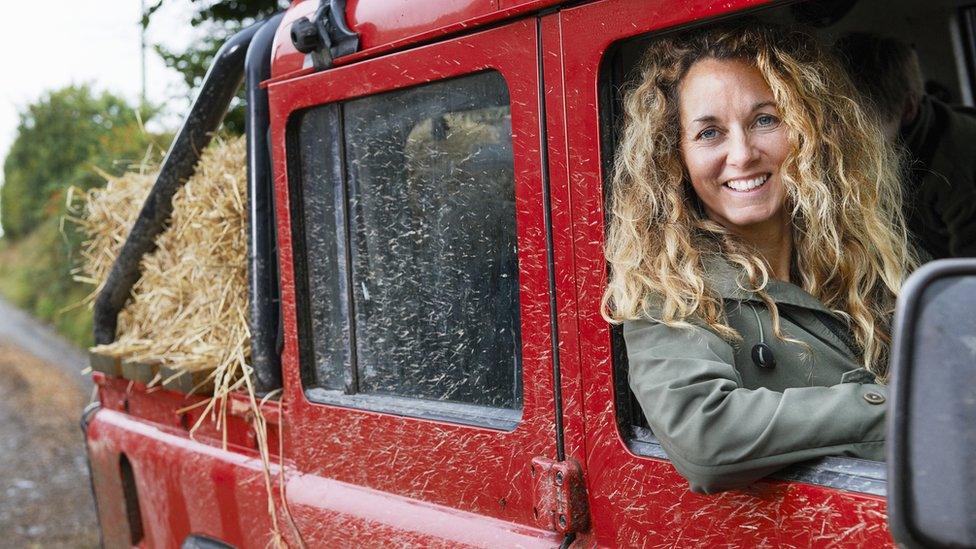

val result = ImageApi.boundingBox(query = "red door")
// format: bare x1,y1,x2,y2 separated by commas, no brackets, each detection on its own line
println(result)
268,18,566,546
542,0,895,546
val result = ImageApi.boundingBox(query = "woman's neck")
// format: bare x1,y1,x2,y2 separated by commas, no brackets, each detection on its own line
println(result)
732,215,793,282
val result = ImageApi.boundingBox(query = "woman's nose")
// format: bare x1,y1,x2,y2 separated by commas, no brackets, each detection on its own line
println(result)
726,131,760,167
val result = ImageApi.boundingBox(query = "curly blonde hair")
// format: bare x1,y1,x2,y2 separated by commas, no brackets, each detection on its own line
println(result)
602,22,917,380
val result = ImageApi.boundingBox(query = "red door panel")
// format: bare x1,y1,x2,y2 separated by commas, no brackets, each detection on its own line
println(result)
544,0,895,546
268,18,562,539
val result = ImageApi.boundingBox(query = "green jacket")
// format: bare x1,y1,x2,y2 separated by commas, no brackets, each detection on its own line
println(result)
625,258,888,494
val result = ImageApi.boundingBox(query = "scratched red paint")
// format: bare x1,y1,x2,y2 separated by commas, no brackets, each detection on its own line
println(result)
83,0,898,546
269,0,565,82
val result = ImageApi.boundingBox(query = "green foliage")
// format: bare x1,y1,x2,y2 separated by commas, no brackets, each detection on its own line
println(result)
0,84,169,348
1,85,164,239
145,0,287,133
0,218,94,348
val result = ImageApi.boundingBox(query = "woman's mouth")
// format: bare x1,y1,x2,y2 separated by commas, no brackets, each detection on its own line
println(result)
724,174,770,192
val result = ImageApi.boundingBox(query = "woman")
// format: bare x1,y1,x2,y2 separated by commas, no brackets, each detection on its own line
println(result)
602,22,917,494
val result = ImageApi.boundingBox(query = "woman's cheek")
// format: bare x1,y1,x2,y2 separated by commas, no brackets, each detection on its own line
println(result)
684,145,724,187
765,127,792,165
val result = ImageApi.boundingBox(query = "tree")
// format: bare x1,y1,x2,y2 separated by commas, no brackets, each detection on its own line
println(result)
1,85,162,239
144,0,287,133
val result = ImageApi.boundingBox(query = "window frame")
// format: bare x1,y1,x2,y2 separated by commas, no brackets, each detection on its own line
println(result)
287,70,525,430
953,3,976,105
596,6,892,496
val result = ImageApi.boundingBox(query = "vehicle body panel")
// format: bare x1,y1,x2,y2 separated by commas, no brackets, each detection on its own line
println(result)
87,381,556,547
271,0,564,82
86,396,276,548
549,0,894,545
267,16,560,534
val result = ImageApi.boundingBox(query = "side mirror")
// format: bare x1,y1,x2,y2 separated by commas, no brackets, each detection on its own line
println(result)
888,259,976,548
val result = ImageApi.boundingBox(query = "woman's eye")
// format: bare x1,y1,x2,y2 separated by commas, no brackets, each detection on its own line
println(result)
696,128,719,140
755,114,779,128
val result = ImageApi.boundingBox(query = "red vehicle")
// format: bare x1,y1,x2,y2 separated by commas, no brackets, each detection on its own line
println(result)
83,0,976,547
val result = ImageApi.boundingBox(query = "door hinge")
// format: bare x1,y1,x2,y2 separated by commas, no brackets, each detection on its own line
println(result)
530,457,590,534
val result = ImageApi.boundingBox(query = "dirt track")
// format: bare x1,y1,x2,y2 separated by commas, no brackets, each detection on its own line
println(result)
0,308,99,546
0,297,89,386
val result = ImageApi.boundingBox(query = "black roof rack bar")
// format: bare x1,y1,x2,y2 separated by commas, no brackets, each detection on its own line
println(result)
93,20,264,345
246,12,285,393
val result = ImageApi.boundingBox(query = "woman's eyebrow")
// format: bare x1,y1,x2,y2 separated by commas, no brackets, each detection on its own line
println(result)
690,101,776,125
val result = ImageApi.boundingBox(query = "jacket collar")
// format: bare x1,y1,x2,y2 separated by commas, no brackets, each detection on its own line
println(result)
703,255,834,315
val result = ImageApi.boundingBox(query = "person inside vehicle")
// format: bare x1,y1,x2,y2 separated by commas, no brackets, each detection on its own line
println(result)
834,32,976,258
602,22,918,493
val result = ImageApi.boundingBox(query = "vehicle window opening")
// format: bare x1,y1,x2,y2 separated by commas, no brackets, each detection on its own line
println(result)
601,0,976,493
289,71,524,427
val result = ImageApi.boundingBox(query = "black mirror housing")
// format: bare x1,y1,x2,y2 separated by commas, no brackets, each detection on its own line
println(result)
888,259,976,548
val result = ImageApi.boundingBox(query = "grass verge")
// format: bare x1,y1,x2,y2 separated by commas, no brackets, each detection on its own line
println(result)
0,218,93,349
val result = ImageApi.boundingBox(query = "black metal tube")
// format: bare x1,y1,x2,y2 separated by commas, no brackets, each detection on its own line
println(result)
93,21,264,345
246,12,285,392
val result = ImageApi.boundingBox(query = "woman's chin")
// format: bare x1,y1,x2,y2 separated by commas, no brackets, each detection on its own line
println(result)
714,209,787,234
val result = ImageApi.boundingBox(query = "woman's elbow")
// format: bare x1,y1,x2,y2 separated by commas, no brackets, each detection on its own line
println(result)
675,463,759,494
658,437,779,494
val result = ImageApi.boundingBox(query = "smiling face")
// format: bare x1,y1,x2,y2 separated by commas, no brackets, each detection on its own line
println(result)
678,58,791,238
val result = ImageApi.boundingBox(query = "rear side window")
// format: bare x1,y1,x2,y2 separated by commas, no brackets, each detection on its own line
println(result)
291,71,523,415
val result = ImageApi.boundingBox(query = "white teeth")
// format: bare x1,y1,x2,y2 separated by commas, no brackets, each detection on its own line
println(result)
725,175,769,191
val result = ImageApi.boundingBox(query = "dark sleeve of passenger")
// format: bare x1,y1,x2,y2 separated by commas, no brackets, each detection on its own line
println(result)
624,319,887,494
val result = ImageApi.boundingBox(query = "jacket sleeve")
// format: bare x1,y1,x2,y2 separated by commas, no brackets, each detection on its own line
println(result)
625,318,887,494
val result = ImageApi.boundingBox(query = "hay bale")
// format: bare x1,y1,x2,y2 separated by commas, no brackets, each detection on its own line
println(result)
74,136,250,386
70,170,156,294
72,136,296,545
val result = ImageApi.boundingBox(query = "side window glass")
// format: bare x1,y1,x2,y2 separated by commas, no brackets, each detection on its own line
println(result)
294,71,523,413
295,104,351,392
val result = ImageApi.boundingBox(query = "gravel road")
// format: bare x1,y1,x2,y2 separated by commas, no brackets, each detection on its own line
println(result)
0,298,99,547
0,298,89,389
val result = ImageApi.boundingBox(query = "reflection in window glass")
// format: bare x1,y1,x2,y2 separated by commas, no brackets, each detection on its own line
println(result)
344,72,522,409
294,71,523,411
